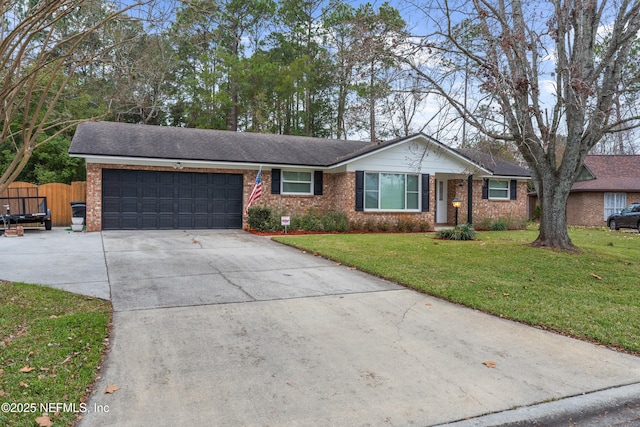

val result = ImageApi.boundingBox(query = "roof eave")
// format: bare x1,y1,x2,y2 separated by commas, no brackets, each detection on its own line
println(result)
329,133,495,174
478,174,531,179
74,154,332,170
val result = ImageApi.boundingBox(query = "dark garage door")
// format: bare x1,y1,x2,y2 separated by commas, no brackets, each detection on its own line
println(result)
102,169,243,230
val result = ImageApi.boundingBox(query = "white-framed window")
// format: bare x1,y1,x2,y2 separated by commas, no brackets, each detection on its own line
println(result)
604,192,626,220
282,171,313,194
488,179,510,200
364,172,420,211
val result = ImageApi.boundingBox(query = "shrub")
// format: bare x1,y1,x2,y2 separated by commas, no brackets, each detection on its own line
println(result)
377,221,392,232
321,211,350,232
491,218,508,231
296,212,325,231
362,220,378,232
395,218,417,232
474,217,493,231
247,206,283,232
435,223,477,240
474,216,527,231
285,210,350,233
418,220,431,232
532,205,541,221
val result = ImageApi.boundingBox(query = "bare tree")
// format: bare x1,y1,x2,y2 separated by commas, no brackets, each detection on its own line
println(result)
403,0,640,250
0,0,160,194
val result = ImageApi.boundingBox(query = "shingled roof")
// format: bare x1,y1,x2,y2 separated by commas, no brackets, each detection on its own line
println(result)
456,148,530,177
571,155,640,192
70,121,529,177
70,121,390,167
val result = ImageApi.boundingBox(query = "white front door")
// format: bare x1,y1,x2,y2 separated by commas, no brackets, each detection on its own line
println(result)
436,179,448,223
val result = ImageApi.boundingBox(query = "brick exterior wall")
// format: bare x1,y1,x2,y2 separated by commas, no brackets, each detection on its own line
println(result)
567,193,604,226
447,179,529,225
252,171,436,229
566,192,640,226
85,164,102,232
85,164,527,231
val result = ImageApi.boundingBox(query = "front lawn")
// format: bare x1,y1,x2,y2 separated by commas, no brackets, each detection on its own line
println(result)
0,282,111,427
274,228,640,354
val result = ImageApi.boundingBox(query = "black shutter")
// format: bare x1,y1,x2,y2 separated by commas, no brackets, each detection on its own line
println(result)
314,171,323,195
510,179,517,200
271,169,281,194
467,175,473,225
421,174,430,212
355,171,364,211
482,179,489,199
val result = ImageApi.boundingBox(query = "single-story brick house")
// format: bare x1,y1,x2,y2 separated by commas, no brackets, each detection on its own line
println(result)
567,155,640,226
68,121,530,232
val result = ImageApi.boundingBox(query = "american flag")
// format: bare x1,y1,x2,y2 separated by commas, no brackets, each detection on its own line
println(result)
245,168,263,214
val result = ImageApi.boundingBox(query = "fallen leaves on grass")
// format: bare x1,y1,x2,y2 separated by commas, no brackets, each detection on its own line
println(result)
590,273,603,280
19,365,35,373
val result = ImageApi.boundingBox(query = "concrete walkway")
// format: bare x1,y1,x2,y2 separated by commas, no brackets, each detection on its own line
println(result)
2,229,640,426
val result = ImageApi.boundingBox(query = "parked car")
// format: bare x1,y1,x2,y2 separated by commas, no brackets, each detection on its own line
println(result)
607,202,640,231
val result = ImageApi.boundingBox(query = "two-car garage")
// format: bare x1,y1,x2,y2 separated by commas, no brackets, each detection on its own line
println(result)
102,169,243,230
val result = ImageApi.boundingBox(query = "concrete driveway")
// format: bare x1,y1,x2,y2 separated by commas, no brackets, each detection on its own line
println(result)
3,229,640,426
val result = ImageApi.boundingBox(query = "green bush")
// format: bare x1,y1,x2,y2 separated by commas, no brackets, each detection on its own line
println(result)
532,205,541,220
251,209,431,234
395,218,417,232
435,223,477,240
251,209,350,233
377,221,392,232
294,211,325,231
350,218,430,233
491,218,508,231
395,218,431,232
321,211,350,232
418,221,431,232
247,206,283,232
474,216,527,231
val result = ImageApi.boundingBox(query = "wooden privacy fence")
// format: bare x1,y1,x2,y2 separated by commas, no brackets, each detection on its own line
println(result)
1,181,86,227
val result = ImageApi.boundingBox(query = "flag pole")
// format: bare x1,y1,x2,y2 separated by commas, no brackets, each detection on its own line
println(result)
245,165,263,215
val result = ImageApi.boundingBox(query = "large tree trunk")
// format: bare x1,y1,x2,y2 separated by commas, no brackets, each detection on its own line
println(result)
532,173,576,251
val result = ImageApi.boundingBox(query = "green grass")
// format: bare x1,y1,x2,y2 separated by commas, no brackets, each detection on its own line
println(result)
0,282,111,427
274,227,640,354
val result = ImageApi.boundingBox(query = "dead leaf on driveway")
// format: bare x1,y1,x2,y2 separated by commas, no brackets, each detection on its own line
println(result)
483,361,497,368
105,384,120,394
35,415,53,427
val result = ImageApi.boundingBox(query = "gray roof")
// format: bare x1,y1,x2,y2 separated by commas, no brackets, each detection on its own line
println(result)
70,121,380,167
70,121,529,177
456,148,530,177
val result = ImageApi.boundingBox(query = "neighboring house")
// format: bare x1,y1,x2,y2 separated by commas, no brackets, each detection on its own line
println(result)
68,121,530,232
567,155,640,227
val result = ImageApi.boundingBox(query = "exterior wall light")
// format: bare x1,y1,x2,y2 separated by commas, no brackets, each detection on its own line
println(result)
452,197,462,226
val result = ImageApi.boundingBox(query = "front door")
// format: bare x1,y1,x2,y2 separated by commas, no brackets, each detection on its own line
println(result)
436,179,448,223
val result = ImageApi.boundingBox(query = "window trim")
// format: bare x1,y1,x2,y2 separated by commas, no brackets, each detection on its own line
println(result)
281,170,313,195
364,172,421,212
488,179,510,200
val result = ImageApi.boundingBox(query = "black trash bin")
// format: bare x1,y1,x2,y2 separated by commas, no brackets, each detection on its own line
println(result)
70,202,86,221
